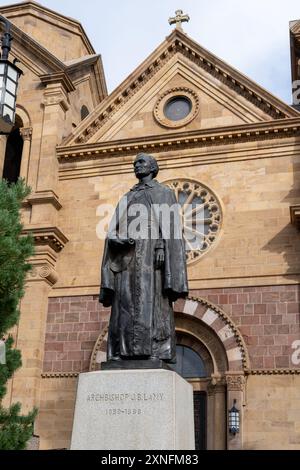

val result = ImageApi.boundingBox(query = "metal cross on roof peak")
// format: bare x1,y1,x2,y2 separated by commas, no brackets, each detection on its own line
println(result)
168,9,190,31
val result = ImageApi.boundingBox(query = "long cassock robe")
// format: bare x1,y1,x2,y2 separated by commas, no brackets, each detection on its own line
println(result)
99,179,188,362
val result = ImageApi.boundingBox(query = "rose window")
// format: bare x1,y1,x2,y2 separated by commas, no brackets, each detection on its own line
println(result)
164,179,222,264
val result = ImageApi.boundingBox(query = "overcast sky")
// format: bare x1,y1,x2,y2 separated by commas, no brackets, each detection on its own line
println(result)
2,0,300,103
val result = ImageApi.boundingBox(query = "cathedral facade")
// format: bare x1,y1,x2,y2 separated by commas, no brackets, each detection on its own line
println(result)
1,1,300,450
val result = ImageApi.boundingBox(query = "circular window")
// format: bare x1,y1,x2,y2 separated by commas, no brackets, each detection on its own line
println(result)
154,87,199,128
164,179,222,265
164,96,192,121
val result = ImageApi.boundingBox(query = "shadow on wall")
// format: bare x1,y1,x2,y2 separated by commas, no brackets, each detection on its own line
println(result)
262,151,300,278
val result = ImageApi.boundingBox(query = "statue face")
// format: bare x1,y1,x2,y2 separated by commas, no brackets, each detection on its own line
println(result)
134,154,153,179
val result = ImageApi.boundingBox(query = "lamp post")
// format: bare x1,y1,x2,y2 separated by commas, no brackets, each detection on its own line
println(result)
229,399,240,435
0,15,22,134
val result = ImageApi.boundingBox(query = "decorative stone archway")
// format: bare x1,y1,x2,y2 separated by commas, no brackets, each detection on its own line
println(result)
174,296,249,372
1,105,33,182
173,297,249,450
89,296,249,449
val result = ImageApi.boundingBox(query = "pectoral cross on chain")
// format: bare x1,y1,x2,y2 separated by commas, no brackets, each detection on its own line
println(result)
168,10,190,31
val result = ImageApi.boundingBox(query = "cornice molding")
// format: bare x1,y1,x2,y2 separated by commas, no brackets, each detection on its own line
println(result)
40,72,75,93
246,369,300,376
9,23,64,73
62,41,177,145
40,368,300,379
24,190,62,211
57,118,300,163
174,33,297,119
64,54,100,73
41,372,79,379
11,46,46,77
63,31,299,146
22,225,68,253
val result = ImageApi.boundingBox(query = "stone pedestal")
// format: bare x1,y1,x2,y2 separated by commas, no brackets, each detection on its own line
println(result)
70,369,195,450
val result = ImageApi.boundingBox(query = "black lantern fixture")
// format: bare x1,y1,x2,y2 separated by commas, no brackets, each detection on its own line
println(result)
229,399,240,435
0,15,22,134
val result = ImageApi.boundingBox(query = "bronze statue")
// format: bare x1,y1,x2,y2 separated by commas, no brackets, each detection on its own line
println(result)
99,153,188,366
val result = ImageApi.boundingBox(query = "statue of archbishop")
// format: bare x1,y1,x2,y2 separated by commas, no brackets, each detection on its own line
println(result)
99,153,188,364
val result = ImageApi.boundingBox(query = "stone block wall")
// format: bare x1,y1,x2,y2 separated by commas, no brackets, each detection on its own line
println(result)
41,287,300,450
192,285,300,370
44,296,110,373
44,285,300,374
244,375,300,449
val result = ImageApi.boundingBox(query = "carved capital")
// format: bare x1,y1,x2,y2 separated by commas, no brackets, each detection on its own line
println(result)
225,373,246,392
20,127,33,141
27,264,58,286
207,374,226,395
39,265,58,285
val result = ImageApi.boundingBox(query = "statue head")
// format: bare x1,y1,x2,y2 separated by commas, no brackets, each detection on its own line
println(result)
134,153,159,180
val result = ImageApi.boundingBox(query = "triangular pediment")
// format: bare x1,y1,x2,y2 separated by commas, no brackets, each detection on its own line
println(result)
63,29,299,146
90,59,273,143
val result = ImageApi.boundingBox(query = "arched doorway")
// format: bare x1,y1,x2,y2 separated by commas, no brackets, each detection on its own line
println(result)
174,314,229,450
173,297,249,450
2,115,23,183
170,343,208,450
90,297,249,450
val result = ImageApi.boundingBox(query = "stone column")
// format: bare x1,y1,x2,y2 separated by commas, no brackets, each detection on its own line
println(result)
214,382,226,449
8,263,58,414
19,127,33,181
7,74,71,435
7,228,67,428
226,372,246,450
206,382,215,450
207,375,226,449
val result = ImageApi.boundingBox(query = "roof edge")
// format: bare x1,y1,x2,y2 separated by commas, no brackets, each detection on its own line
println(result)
0,1,96,54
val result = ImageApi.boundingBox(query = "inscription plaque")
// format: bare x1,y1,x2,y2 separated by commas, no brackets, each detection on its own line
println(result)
70,369,195,450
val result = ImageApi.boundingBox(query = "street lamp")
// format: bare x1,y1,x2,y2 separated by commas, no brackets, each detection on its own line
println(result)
0,15,22,134
229,399,240,435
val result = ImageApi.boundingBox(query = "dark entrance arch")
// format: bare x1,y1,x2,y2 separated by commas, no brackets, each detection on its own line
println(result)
171,344,207,449
170,343,208,450
2,115,23,183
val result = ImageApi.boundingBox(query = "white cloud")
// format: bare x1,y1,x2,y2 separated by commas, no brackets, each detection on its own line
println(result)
1,0,299,102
